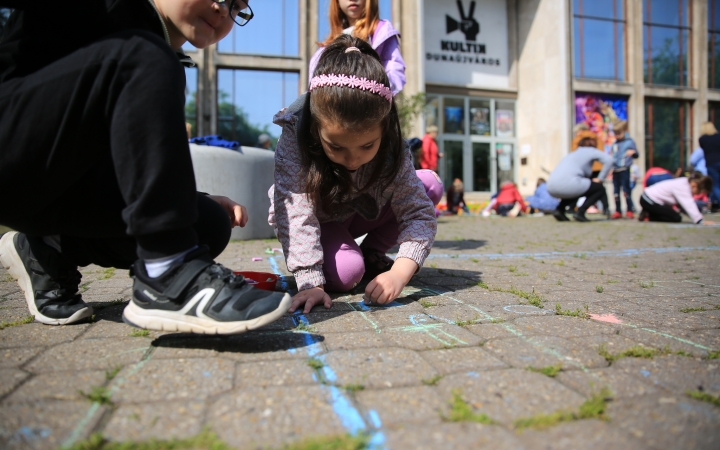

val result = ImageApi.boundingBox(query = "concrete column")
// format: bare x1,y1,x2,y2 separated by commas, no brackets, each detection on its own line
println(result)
693,0,709,148
299,0,310,90
399,0,425,137
628,0,645,174
207,44,218,135
516,0,572,195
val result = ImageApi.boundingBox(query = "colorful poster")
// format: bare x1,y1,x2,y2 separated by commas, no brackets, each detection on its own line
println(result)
496,110,514,137
574,93,628,148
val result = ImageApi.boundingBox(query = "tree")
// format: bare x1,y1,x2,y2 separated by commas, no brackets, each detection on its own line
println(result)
216,91,276,147
395,92,426,138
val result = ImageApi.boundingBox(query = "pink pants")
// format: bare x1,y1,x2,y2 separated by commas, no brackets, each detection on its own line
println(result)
320,170,441,291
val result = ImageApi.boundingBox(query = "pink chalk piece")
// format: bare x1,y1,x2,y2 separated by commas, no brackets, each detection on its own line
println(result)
252,257,263,262
589,313,623,324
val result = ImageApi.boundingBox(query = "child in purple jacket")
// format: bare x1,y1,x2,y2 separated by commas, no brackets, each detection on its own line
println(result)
269,36,437,314
310,0,406,95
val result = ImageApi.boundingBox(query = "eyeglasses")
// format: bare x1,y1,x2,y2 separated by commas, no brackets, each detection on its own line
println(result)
213,0,254,26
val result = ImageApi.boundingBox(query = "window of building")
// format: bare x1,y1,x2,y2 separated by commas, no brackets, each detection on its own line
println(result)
318,0,393,43
645,98,691,170
217,69,299,147
709,101,720,130
643,0,691,87
184,67,198,138
709,0,720,89
572,0,626,81
219,0,299,56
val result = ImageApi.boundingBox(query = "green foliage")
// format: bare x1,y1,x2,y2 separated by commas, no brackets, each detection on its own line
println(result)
105,366,122,381
514,388,611,430
679,307,706,313
0,315,33,330
66,428,232,450
687,390,720,407
554,303,589,319
422,375,444,386
99,268,116,280
706,349,720,360
396,92,426,138
280,433,370,450
596,285,604,293
342,384,365,393
598,344,664,363
79,386,112,405
294,321,316,333
527,364,562,378
419,299,437,308
477,281,489,289
307,358,324,370
638,280,655,288
489,285,544,308
508,265,517,273
214,91,276,147
130,329,150,338
443,390,494,424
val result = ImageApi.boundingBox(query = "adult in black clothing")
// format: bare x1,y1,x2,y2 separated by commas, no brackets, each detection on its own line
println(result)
699,126,720,211
0,0,291,334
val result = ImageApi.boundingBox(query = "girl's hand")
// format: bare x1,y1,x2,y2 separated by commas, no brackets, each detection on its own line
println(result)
208,195,248,228
364,258,418,305
290,286,332,314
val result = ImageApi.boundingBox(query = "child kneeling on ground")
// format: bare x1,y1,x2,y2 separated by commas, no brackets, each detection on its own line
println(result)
639,174,715,225
269,35,440,314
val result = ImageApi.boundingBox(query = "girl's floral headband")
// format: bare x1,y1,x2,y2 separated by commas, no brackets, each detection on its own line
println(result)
309,73,393,103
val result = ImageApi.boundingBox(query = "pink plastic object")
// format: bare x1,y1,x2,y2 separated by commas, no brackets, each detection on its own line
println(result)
252,257,262,262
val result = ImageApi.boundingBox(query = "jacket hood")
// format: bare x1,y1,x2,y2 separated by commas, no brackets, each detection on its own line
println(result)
372,19,400,49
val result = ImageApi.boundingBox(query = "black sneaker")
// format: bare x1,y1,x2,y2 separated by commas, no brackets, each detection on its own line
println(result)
573,213,590,222
123,246,291,334
552,210,570,222
0,232,92,325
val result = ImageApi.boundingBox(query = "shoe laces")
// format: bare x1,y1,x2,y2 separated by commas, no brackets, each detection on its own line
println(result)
205,263,245,288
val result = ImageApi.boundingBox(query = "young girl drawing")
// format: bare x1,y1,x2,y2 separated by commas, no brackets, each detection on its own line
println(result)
310,0,406,95
269,35,438,313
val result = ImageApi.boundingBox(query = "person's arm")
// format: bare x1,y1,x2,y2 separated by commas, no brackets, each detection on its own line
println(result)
378,36,406,95
595,151,615,181
690,148,704,167
514,188,527,212
673,183,705,224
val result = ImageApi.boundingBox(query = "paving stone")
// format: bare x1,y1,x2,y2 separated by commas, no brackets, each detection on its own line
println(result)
356,386,445,426
464,322,521,340
81,321,143,339
321,348,437,389
104,401,205,442
0,369,29,398
419,347,507,374
304,311,377,333
436,370,586,426
0,323,89,348
384,422,525,449
26,338,150,373
381,323,484,350
235,359,317,388
616,326,709,357
516,420,649,450
367,309,444,328
321,331,386,351
556,367,662,399
151,331,326,362
3,370,107,403
0,307,34,324
0,346,44,368
482,337,565,370
0,401,101,450
607,394,720,449
613,355,720,396
209,385,347,449
512,315,619,338
111,357,234,403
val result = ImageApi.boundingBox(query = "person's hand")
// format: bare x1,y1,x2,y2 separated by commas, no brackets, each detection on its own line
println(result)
208,195,248,228
702,220,716,226
290,286,332,314
438,152,444,158
624,150,636,157
592,178,601,183
364,258,418,305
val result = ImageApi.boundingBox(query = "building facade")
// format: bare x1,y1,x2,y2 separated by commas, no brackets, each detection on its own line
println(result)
187,0,716,194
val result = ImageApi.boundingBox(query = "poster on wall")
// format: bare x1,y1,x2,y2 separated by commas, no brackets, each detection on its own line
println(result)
496,110,514,137
424,0,509,89
574,93,628,148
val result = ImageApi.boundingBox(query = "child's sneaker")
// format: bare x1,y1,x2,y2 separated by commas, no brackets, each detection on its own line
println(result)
123,246,291,335
625,211,635,219
611,211,623,220
0,232,92,325
361,248,395,280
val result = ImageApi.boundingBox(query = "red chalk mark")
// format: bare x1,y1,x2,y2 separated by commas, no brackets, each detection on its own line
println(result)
589,313,623,324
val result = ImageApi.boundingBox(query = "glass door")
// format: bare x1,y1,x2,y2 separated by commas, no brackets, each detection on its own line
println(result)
495,143,514,190
472,142,491,192
442,140,464,190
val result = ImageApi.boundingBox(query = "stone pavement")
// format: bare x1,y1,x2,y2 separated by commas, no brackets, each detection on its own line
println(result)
1,215,720,449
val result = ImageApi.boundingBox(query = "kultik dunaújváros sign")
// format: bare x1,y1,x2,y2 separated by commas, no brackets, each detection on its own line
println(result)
424,0,509,89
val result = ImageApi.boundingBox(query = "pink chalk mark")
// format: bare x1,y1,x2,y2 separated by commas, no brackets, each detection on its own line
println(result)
589,313,623,324
272,248,283,253
252,257,263,262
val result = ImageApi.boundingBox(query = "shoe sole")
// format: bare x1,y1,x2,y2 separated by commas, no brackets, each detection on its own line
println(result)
121,292,292,335
0,232,93,326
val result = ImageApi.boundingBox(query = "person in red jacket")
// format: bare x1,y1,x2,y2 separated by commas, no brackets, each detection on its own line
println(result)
420,125,443,171
493,181,527,216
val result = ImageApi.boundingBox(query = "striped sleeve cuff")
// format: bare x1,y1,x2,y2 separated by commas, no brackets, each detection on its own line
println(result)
294,267,326,291
396,241,431,268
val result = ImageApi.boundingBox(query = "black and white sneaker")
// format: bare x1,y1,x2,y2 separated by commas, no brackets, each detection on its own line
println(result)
0,232,93,325
123,246,291,334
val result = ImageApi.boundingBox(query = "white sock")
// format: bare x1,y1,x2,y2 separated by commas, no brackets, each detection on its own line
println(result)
42,235,62,253
144,246,197,278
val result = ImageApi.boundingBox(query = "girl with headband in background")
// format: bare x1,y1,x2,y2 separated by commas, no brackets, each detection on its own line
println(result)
268,35,440,314
310,0,406,95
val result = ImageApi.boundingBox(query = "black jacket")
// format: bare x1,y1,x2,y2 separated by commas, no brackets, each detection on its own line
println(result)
699,133,720,168
0,0,190,83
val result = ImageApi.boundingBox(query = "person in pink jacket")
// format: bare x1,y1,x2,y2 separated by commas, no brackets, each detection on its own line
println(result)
639,175,715,225
309,0,406,95
269,36,438,314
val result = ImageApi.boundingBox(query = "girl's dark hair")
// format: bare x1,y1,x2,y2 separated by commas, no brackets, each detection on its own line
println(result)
297,34,404,215
578,137,597,148
690,173,713,194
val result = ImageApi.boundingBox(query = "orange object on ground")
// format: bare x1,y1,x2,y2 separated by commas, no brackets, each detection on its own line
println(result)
234,271,279,291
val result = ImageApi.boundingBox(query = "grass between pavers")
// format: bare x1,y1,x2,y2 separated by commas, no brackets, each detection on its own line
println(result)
98,268,116,280
294,322,317,333
307,358,324,370
0,315,34,330
442,389,495,424
598,344,693,363
477,282,544,308
687,390,720,407
554,303,589,319
130,329,150,338
526,364,562,378
706,349,720,359
513,388,612,430
422,374,444,386
79,386,112,405
66,428,369,450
